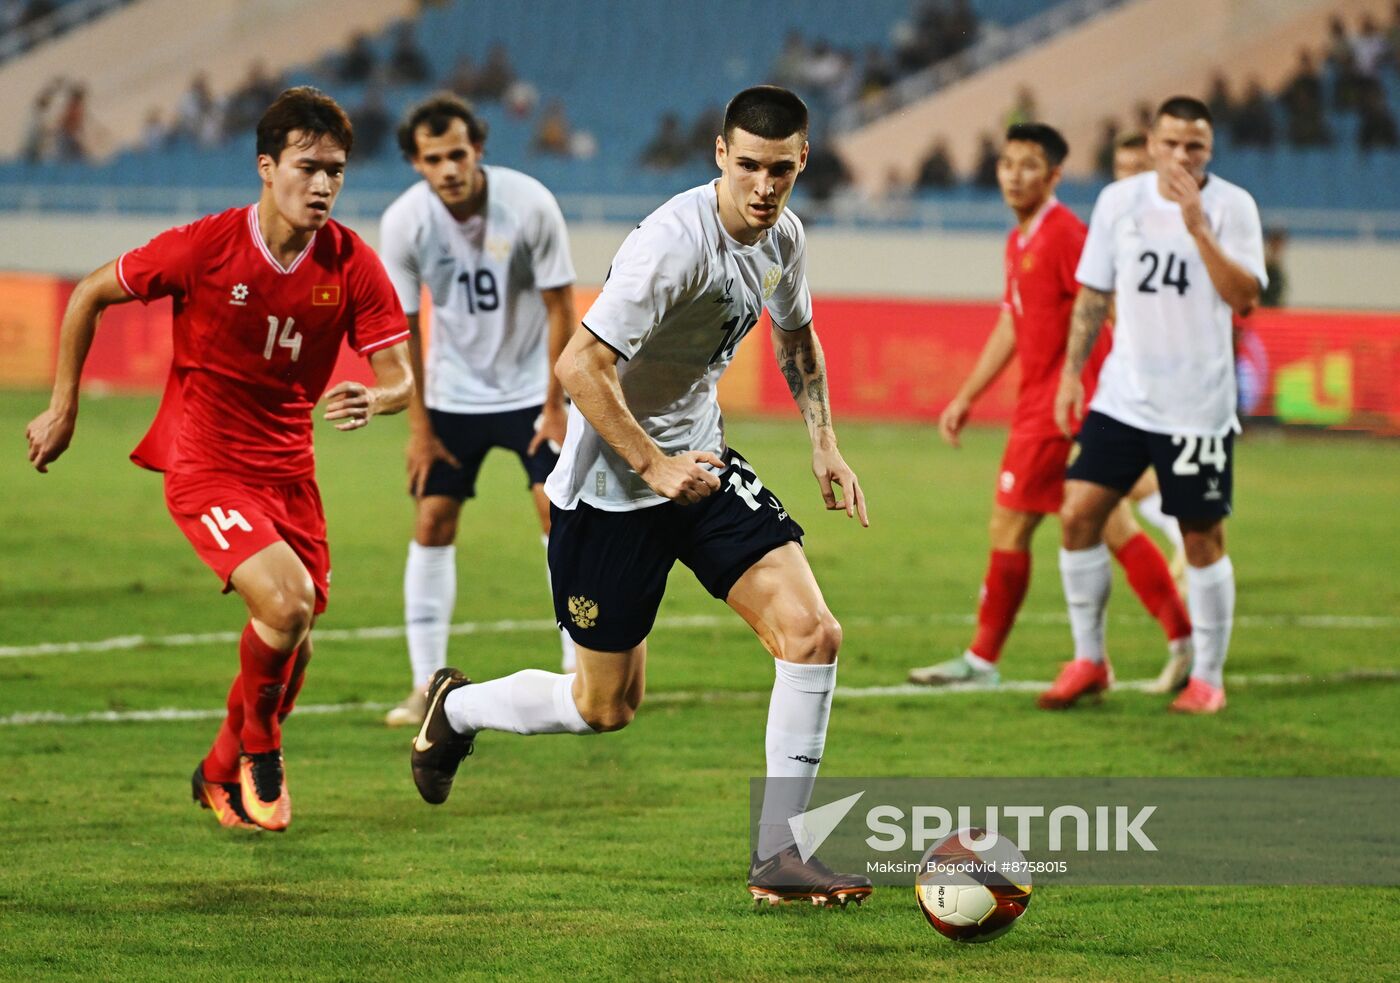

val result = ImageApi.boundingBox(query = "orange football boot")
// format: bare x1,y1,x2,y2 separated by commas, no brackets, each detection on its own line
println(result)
1037,658,1113,710
238,750,291,831
1169,677,1227,714
191,764,258,830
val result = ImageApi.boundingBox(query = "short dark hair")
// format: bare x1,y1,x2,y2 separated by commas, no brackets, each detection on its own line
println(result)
397,92,488,159
1155,96,1213,127
722,85,808,142
1116,129,1148,150
1004,122,1069,167
256,86,354,160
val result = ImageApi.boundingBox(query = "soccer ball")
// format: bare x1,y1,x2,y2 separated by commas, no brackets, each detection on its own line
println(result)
914,828,1032,943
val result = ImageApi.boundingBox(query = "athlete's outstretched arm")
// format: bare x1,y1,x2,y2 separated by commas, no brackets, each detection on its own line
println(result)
1054,286,1112,438
324,341,412,431
940,307,1016,448
25,260,134,472
772,321,868,527
529,284,578,455
1161,163,1261,315
555,327,723,504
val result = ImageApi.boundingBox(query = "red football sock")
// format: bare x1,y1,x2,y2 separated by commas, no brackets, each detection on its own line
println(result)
1115,532,1191,641
203,675,245,784
278,644,311,723
968,549,1032,664
238,622,294,755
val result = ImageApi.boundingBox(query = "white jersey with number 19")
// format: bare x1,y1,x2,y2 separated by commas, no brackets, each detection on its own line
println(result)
379,165,576,414
1076,170,1267,437
545,181,813,513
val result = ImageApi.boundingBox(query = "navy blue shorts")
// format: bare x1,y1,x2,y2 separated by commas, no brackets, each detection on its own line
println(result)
547,448,805,651
420,406,558,500
1067,410,1234,520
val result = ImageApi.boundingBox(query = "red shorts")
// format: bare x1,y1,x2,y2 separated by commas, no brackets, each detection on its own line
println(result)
164,472,331,614
994,431,1073,515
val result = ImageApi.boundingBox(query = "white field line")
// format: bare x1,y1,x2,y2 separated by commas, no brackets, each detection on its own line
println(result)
1,668,1396,728
1,611,1397,660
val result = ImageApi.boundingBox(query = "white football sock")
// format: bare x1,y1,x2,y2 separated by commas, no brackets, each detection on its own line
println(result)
405,542,456,689
1186,556,1235,688
1136,492,1185,553
543,533,577,672
757,658,838,860
1060,544,1112,664
445,669,595,735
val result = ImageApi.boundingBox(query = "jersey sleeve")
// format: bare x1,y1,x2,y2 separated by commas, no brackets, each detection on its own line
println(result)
582,222,698,359
378,198,422,315
1220,189,1269,291
346,244,410,356
1075,188,1117,292
1001,234,1015,311
116,222,197,303
526,185,576,291
1058,217,1088,297
767,216,813,331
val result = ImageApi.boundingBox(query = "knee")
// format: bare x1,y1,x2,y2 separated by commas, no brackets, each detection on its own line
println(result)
260,583,315,641
1059,502,1097,545
782,609,842,664
576,695,637,733
415,502,460,546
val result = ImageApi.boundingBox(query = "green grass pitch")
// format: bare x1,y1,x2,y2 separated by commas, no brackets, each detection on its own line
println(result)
1,390,1397,981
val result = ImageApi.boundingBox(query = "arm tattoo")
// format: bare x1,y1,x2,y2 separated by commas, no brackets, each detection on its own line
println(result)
1065,289,1111,374
775,331,833,432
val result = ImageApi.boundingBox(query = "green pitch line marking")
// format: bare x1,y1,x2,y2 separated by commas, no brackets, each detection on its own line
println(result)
1,612,1396,660
1,668,1395,727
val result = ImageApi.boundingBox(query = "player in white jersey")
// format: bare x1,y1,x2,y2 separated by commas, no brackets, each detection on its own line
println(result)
1049,97,1267,714
379,94,579,727
409,87,873,906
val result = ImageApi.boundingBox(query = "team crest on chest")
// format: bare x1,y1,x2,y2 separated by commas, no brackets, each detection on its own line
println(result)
312,284,341,306
1021,253,1036,272
486,237,512,263
761,265,782,300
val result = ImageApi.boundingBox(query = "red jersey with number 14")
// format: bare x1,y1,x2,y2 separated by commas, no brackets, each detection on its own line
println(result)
1002,199,1109,437
119,205,407,482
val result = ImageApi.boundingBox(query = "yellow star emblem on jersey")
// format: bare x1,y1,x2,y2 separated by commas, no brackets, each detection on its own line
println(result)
761,265,782,300
486,237,512,262
568,596,599,629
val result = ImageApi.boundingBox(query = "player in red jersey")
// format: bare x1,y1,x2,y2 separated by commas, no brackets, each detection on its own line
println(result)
24,87,412,831
907,124,1190,700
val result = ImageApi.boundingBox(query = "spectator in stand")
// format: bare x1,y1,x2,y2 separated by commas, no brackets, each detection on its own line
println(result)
1093,118,1120,179
1286,86,1332,148
473,43,515,101
971,131,999,188
1206,72,1234,128
388,22,431,84
1281,49,1322,116
1231,78,1275,148
687,104,723,159
772,31,810,88
947,0,979,54
1005,85,1037,128
225,61,282,135
140,108,167,152
176,73,221,146
53,81,89,161
532,100,571,156
1261,228,1288,308
859,45,896,104
20,78,62,162
21,0,54,29
1327,16,1365,111
444,54,476,98
801,143,852,207
1351,14,1388,79
353,85,392,158
339,31,377,84
914,137,956,189
1358,85,1399,150
639,112,689,169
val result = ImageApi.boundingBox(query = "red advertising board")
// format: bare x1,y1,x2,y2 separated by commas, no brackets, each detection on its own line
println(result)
5,275,1399,435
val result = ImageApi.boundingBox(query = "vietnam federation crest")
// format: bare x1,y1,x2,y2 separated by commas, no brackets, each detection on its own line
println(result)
568,595,599,629
761,265,782,300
